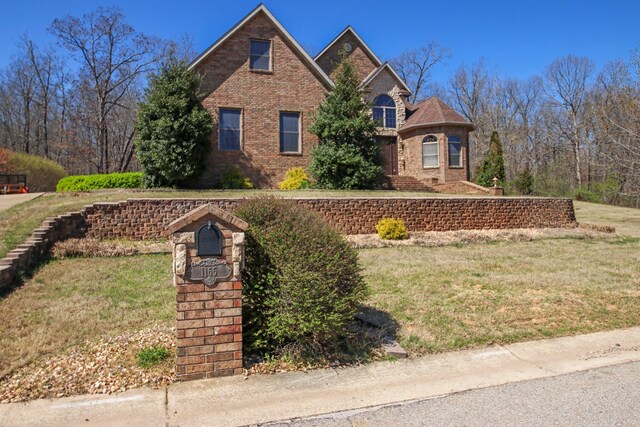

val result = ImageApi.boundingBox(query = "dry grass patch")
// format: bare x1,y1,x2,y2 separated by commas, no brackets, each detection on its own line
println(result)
360,237,640,354
0,254,173,378
52,238,170,258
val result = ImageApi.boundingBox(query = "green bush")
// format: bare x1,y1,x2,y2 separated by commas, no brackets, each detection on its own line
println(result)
309,142,381,189
221,166,253,189
278,167,311,190
236,197,367,353
134,62,213,188
2,149,67,192
509,169,534,195
573,186,601,203
56,172,143,192
136,345,170,368
376,218,409,240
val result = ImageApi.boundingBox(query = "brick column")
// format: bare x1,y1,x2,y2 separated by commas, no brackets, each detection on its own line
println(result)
167,204,248,381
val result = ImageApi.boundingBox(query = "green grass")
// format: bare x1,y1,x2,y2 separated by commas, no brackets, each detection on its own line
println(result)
137,345,171,368
360,236,640,354
0,254,173,377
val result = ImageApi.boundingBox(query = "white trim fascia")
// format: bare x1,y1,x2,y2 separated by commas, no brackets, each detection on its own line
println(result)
314,26,383,67
398,121,475,134
189,4,334,88
359,62,412,94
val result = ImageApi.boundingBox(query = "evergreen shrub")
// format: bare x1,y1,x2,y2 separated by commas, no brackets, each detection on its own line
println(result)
56,172,142,192
375,218,409,240
278,167,311,190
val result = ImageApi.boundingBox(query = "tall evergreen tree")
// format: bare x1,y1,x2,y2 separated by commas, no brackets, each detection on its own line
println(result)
134,63,213,187
309,58,382,189
476,130,506,187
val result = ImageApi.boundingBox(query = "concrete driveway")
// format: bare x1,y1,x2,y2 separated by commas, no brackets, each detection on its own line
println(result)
0,193,44,212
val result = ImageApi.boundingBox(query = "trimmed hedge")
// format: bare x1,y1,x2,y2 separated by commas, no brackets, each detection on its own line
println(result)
56,172,143,192
236,197,367,353
1,149,67,192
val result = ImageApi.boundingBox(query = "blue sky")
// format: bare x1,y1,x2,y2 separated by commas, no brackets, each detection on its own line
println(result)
0,0,638,83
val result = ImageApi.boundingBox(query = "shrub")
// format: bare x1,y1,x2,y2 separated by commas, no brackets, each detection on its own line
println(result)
376,218,409,240
221,166,253,189
509,169,534,195
573,186,601,203
476,131,505,188
1,149,67,192
236,197,367,353
278,167,311,190
309,58,382,189
134,62,213,188
309,142,381,189
56,172,142,192
136,345,170,368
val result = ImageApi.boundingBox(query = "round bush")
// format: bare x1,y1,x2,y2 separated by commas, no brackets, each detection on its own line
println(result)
278,167,311,190
376,218,409,240
236,197,367,352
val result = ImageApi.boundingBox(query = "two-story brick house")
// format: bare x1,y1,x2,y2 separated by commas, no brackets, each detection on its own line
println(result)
189,4,473,189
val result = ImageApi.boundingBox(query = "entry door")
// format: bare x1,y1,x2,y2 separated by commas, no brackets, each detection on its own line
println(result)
379,137,398,176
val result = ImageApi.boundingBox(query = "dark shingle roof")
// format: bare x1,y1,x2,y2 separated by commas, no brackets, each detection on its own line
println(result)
400,97,473,132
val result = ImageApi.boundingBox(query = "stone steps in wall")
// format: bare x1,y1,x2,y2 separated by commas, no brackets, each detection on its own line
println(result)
385,175,434,192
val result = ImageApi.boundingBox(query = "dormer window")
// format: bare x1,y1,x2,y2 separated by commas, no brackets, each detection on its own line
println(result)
373,94,396,129
250,39,271,71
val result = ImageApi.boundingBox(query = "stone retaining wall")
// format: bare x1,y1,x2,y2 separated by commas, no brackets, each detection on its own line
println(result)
82,197,576,239
0,196,577,288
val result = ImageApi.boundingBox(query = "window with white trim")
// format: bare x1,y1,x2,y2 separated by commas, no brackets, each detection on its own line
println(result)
422,135,439,168
219,108,241,151
372,94,396,129
280,112,300,153
448,135,462,167
249,39,271,71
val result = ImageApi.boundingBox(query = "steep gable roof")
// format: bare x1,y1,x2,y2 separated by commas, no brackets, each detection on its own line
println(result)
399,97,474,133
189,4,334,89
360,62,412,94
314,26,383,67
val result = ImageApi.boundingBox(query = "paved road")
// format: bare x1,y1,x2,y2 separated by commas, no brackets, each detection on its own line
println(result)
263,361,640,427
0,193,43,212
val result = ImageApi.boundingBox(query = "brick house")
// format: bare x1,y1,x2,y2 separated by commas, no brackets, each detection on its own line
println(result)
189,4,474,189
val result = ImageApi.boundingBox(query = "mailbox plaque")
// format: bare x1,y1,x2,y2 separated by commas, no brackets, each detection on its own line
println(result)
190,258,232,285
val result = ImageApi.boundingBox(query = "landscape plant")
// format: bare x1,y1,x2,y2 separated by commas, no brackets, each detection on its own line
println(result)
475,131,506,188
235,197,367,353
56,172,142,192
376,218,409,240
278,167,311,190
221,166,254,189
134,62,213,188
309,58,382,189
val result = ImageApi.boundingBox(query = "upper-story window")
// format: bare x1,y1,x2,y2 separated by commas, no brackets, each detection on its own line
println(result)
372,94,396,129
422,135,439,168
448,135,462,167
250,39,271,71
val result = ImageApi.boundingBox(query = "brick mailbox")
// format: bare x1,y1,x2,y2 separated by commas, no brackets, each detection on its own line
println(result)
166,204,248,381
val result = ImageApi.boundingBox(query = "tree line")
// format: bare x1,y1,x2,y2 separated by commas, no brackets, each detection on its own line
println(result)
1,7,638,206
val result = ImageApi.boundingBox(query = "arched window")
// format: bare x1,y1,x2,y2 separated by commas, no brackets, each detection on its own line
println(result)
448,135,462,167
422,135,439,168
372,94,396,129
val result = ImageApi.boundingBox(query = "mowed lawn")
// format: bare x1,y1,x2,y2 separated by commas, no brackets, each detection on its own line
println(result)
1,197,639,377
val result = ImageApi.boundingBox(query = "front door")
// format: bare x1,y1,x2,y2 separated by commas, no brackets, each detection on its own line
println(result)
378,137,398,175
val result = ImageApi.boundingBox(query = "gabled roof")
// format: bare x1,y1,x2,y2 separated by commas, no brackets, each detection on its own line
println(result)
399,97,474,133
314,26,383,67
360,62,412,94
188,4,334,89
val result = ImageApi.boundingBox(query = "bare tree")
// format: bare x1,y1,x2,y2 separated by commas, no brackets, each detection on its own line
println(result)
50,7,159,173
391,42,451,103
544,55,594,186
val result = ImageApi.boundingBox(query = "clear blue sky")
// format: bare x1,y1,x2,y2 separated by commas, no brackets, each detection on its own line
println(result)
1,0,638,83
